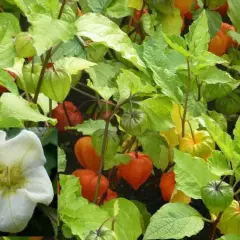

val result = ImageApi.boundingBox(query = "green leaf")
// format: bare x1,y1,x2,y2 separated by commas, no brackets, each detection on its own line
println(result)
201,114,240,180
87,0,112,13
58,147,67,173
75,13,145,70
217,200,240,235
102,198,142,240
228,0,240,31
61,4,77,23
200,67,239,101
0,69,18,95
87,43,108,62
12,0,59,18
139,96,173,131
142,11,158,36
88,79,118,100
36,93,58,116
160,8,183,35
0,117,24,128
201,114,234,165
208,110,227,132
144,203,204,239
174,149,218,199
217,234,240,240
143,34,185,102
104,0,134,18
55,57,96,75
162,33,190,57
86,62,123,87
228,31,240,44
131,200,151,234
128,0,143,10
234,117,240,143
187,94,207,117
41,127,58,146
111,153,131,169
59,174,111,239
191,51,227,74
92,129,120,170
67,119,117,135
207,150,233,176
28,14,76,56
116,69,155,101
0,93,57,127
51,37,87,61
0,13,20,68
206,9,221,39
85,62,123,100
138,131,168,169
185,10,210,55
59,174,82,202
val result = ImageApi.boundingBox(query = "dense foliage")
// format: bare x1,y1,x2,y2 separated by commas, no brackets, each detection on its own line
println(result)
0,0,240,239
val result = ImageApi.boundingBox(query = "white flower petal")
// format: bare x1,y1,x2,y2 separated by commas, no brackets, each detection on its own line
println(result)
0,190,36,233
23,166,54,205
0,130,46,169
0,130,6,143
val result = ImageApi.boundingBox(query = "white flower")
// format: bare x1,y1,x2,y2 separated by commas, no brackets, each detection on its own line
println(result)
0,130,54,233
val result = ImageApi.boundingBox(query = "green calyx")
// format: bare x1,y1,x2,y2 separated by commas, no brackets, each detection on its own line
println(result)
0,163,25,195
85,226,117,240
201,180,233,214
120,109,148,136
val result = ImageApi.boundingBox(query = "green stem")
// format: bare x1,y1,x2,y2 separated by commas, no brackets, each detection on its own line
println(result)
97,217,115,235
202,217,214,223
93,119,110,204
234,187,240,196
187,120,196,143
210,212,223,240
58,0,66,19
72,87,97,100
93,99,129,203
182,57,191,138
49,99,52,117
33,49,52,103
33,0,66,104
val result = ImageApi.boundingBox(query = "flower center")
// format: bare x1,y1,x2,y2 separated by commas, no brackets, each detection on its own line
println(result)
0,164,25,194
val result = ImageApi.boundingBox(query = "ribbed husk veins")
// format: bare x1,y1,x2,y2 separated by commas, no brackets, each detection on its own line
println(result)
201,180,233,213
17,63,42,93
179,130,215,159
120,110,148,136
41,68,71,102
85,227,117,240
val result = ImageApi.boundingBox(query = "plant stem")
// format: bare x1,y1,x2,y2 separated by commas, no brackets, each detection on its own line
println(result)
72,87,97,100
164,162,176,173
97,217,115,235
93,120,110,203
93,99,129,203
204,0,208,9
234,187,240,196
33,49,52,103
49,99,52,117
182,57,192,138
210,212,223,240
58,0,66,19
33,0,66,104
187,120,196,143
202,217,214,223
